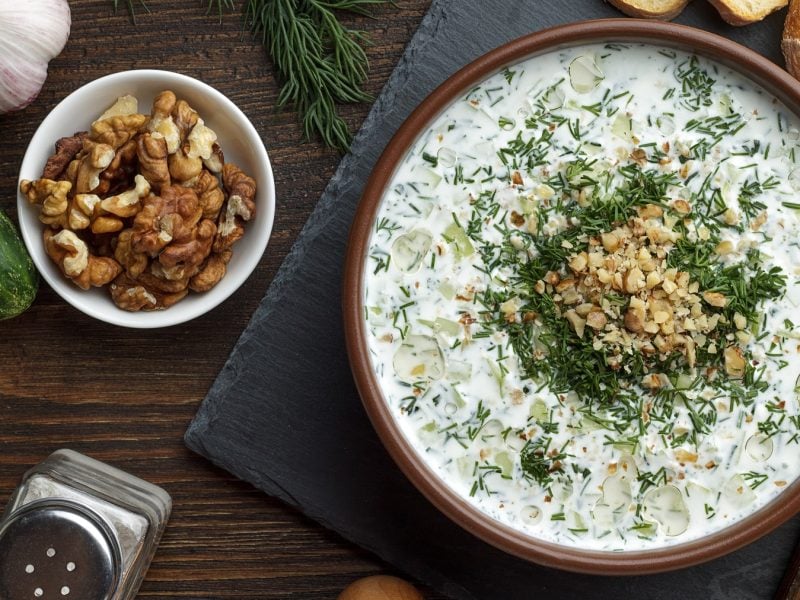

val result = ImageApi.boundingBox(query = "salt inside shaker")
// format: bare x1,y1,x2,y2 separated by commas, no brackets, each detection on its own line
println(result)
0,449,171,600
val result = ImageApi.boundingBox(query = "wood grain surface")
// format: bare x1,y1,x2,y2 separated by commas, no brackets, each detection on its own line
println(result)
0,1,446,597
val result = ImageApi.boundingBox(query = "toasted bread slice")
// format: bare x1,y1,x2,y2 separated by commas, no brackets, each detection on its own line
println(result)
607,0,690,19
782,0,800,77
708,0,788,26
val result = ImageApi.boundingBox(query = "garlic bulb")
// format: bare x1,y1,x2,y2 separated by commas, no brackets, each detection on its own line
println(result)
0,0,71,113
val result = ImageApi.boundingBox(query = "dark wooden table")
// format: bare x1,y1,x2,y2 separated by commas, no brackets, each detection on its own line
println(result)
0,1,447,597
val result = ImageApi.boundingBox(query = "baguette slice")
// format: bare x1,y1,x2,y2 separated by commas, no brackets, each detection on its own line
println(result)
707,0,788,26
607,0,690,19
783,0,800,77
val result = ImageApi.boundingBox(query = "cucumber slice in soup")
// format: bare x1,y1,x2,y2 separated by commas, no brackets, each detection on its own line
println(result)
641,485,690,537
744,434,773,462
393,334,445,382
443,221,474,258
391,230,432,273
722,474,757,508
568,55,604,93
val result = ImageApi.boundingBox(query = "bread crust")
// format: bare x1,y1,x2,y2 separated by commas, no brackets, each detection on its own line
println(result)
607,0,689,19
783,0,800,77
707,0,788,26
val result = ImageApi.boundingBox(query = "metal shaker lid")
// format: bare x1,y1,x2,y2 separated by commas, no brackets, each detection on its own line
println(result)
0,499,120,600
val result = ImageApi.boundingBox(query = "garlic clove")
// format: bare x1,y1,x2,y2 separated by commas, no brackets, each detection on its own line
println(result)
0,52,57,114
0,0,71,113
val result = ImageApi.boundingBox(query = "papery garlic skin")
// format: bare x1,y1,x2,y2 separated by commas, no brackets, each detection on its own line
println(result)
0,0,71,113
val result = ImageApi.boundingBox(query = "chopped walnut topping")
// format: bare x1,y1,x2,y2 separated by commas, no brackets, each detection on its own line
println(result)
536,213,739,375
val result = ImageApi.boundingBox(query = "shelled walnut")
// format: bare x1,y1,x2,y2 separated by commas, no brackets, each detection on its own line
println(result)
21,91,257,312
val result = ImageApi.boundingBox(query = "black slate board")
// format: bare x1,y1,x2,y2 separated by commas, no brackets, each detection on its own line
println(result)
185,1,800,598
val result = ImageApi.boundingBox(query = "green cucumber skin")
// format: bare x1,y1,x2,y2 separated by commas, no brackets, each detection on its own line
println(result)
0,210,38,320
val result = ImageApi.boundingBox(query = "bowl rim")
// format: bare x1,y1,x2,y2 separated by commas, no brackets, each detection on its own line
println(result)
343,18,800,574
17,68,276,328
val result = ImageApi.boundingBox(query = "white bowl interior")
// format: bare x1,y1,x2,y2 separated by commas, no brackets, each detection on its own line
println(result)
17,69,275,328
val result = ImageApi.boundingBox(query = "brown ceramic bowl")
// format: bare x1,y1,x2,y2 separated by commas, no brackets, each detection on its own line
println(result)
343,19,800,574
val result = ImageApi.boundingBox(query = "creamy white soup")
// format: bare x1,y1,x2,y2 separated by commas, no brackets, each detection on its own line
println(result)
363,43,800,550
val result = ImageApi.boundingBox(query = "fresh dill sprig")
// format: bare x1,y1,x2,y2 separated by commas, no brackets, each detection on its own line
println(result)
738,177,779,223
111,0,150,23
667,244,786,326
112,0,233,23
520,436,565,488
111,0,392,152
675,55,715,112
743,471,769,489
207,0,236,20
244,0,393,152
637,467,668,494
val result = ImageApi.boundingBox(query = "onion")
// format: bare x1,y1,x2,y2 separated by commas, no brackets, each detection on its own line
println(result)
0,0,71,113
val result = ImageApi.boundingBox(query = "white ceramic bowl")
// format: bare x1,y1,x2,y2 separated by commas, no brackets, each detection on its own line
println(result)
17,69,275,328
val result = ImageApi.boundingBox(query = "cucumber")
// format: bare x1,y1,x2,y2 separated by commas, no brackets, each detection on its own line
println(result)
0,210,38,320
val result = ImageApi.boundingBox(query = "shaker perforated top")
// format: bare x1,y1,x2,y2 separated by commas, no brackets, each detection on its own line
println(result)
0,499,120,600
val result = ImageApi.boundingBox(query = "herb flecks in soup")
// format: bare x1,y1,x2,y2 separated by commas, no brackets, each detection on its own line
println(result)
364,44,800,549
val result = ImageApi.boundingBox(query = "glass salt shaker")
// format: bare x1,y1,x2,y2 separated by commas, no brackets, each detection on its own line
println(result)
0,449,171,600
